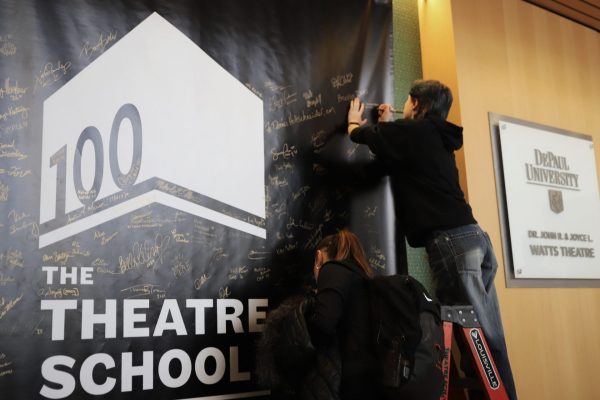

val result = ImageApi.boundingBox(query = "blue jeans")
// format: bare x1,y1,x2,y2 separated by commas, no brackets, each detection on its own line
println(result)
425,224,517,400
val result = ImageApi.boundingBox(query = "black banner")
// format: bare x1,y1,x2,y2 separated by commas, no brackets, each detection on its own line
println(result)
0,1,395,398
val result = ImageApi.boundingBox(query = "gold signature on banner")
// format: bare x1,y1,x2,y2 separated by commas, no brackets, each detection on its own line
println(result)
0,352,14,377
42,251,74,266
303,90,322,108
364,206,378,218
0,293,23,321
121,284,165,299
0,34,17,56
0,272,15,286
38,287,80,299
369,245,386,270
330,72,354,89
271,143,298,161
171,228,190,243
0,78,29,101
93,230,119,246
228,266,248,281
0,119,28,135
253,267,271,282
274,161,294,172
268,89,297,111
194,273,211,290
71,240,91,257
291,185,310,202
337,88,368,103
118,234,171,273
218,286,231,299
172,254,191,278
80,31,118,58
34,60,72,91
268,174,288,188
0,166,32,178
275,241,298,255
304,224,324,250
248,249,269,260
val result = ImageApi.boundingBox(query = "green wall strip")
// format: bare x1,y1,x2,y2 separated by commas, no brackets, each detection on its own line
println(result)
392,0,436,295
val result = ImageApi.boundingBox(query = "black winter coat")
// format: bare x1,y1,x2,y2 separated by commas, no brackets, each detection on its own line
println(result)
256,295,341,400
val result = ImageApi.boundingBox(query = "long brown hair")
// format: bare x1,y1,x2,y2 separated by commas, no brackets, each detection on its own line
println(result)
316,229,373,277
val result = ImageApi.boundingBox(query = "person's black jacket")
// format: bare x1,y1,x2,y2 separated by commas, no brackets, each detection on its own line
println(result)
350,115,476,247
308,260,377,400
256,295,341,400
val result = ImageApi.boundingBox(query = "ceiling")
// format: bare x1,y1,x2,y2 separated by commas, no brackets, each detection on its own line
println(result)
524,0,600,32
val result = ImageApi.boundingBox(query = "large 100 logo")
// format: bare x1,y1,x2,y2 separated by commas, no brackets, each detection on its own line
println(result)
39,13,265,248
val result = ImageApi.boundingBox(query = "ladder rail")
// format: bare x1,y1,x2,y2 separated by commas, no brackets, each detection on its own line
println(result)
440,305,509,400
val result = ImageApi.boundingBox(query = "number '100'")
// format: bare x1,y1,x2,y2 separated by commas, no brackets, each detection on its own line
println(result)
49,104,142,216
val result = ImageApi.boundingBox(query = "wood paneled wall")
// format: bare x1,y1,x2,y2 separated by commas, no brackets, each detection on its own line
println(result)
418,0,600,398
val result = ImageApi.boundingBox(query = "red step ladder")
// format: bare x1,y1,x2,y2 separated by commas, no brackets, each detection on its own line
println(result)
440,305,509,400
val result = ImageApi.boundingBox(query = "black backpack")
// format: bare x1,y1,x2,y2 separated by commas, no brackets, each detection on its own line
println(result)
368,274,445,400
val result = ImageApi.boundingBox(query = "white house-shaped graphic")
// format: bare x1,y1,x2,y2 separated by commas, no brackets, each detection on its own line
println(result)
39,12,265,247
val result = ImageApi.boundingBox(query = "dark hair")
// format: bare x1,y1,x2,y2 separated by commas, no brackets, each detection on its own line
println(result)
409,79,453,120
316,229,373,277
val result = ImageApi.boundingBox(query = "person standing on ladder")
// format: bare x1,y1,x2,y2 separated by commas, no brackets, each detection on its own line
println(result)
345,79,517,400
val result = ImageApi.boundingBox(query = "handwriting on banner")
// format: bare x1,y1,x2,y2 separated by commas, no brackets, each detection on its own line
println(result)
364,205,378,218
171,228,190,243
0,106,29,123
271,143,298,161
0,35,16,56
194,273,211,289
127,210,186,229
275,241,298,255
248,249,269,260
0,78,29,101
330,72,353,89
268,89,297,111
80,31,118,58
120,284,166,300
228,265,249,281
274,161,294,172
0,248,23,268
0,119,28,135
42,251,74,266
303,90,322,108
0,166,32,177
290,185,310,202
337,88,368,103
9,216,39,238
0,272,15,286
34,60,72,91
304,224,324,250
93,230,119,246
0,140,27,160
253,266,270,282
118,233,171,273
265,106,336,133
172,254,191,278
0,293,23,321
369,245,386,270
0,353,13,378
38,287,80,299
268,174,288,188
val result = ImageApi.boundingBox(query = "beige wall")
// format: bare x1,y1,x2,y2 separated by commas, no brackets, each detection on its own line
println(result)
418,0,600,398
